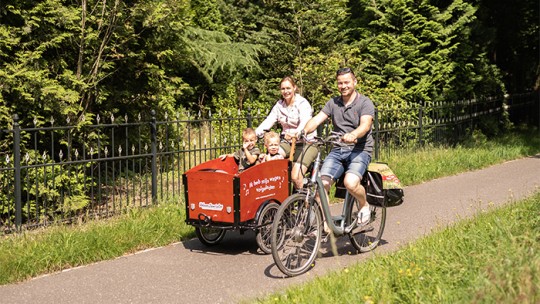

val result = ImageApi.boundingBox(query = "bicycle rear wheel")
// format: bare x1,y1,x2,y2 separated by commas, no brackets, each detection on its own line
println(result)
271,193,322,277
346,196,386,252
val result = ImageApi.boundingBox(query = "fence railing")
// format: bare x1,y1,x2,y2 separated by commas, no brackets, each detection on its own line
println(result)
1,92,538,233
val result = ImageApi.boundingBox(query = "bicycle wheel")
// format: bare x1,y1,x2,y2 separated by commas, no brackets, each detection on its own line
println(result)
255,202,279,254
271,193,322,277
346,196,386,252
195,227,226,246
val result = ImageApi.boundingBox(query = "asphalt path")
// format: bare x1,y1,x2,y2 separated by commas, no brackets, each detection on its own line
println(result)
1,155,539,304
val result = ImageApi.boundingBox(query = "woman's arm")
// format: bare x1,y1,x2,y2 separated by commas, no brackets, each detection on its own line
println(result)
255,103,279,137
294,97,313,133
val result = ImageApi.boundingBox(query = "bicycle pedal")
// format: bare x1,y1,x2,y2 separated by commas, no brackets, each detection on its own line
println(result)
323,222,331,233
321,232,330,243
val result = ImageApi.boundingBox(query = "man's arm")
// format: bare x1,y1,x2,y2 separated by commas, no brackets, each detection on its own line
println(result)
342,114,373,143
303,111,329,135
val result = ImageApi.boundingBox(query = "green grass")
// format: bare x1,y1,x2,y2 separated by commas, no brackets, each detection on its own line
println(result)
253,192,540,304
0,129,538,286
385,129,540,186
0,200,193,284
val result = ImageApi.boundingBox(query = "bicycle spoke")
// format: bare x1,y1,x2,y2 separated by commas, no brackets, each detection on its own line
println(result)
271,193,322,276
347,199,386,252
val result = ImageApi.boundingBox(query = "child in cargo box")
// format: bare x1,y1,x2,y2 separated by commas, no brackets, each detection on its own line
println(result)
219,128,261,171
258,131,284,163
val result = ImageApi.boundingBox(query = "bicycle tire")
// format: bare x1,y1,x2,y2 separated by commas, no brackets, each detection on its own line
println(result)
195,226,226,246
270,193,322,277
346,195,386,252
255,202,279,254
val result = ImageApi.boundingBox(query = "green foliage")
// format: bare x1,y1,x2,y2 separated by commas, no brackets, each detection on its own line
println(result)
0,148,92,224
350,0,504,106
0,0,264,130
474,0,539,92
191,0,225,31
220,0,354,108
1,0,535,127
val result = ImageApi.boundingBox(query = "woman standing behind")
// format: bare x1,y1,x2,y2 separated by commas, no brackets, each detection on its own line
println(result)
255,76,317,189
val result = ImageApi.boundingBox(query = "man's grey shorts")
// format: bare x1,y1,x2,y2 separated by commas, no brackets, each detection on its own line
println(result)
320,146,371,182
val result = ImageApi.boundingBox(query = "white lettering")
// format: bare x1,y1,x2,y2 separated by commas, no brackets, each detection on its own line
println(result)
255,185,275,193
198,202,224,211
242,174,285,196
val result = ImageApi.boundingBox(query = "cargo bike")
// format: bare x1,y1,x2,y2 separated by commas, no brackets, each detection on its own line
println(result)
183,156,291,253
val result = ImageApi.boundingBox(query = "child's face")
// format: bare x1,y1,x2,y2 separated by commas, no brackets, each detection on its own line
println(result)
265,138,280,155
242,135,257,150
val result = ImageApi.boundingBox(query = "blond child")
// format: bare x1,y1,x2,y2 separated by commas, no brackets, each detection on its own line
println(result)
258,131,285,163
219,128,260,171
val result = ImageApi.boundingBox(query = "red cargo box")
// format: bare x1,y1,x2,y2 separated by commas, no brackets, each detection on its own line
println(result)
183,157,290,226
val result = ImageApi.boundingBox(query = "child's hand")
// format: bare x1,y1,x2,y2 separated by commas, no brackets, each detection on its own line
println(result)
219,154,227,160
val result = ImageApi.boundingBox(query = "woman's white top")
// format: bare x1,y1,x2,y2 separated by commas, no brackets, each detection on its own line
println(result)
255,94,316,142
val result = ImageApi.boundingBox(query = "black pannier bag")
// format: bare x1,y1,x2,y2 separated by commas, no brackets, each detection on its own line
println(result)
364,162,404,207
334,162,404,208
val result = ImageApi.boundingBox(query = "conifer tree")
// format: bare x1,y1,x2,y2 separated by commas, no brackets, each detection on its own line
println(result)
349,0,503,106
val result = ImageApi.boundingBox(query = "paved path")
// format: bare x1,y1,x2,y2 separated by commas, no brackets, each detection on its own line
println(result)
1,156,540,304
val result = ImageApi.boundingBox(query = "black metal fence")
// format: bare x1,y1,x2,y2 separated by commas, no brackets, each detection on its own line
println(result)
1,92,538,233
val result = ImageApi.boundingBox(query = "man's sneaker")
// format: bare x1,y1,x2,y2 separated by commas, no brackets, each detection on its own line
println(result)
357,205,371,227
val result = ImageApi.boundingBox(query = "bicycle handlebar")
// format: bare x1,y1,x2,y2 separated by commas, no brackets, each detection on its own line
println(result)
305,131,354,148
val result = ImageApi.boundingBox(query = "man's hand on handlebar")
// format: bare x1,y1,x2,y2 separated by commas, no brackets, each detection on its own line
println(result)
341,132,357,144
323,131,356,146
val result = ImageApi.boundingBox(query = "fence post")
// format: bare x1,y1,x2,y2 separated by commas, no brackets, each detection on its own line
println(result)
150,110,158,203
246,107,252,128
418,105,424,146
537,91,540,137
374,108,380,161
12,114,22,231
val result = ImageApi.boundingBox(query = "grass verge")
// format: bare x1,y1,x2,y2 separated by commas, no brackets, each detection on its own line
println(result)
0,129,538,285
385,129,540,186
254,191,540,303
0,201,193,285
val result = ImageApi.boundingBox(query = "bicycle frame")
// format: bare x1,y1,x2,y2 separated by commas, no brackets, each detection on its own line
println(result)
301,144,359,237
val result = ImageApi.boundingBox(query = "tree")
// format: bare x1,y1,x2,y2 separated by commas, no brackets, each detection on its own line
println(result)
348,0,504,106
0,0,264,126
473,0,539,93
219,0,355,110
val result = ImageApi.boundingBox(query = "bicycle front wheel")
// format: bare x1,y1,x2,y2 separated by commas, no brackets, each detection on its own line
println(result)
346,197,386,252
271,193,322,277
195,227,226,246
